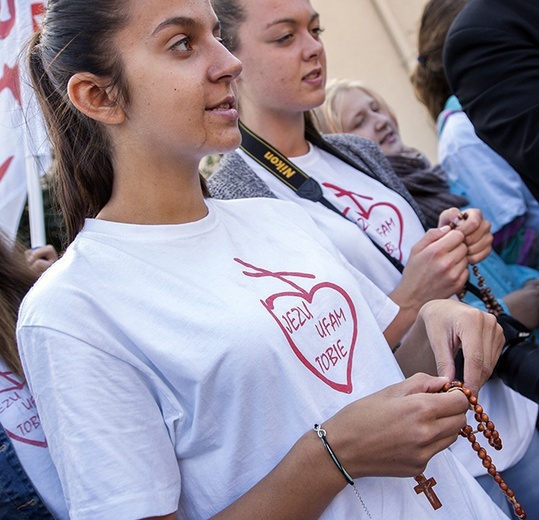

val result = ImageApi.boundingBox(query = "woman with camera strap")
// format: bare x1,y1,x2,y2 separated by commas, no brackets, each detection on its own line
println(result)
207,0,539,516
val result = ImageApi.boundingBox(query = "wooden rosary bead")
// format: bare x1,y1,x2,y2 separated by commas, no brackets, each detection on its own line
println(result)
441,381,526,519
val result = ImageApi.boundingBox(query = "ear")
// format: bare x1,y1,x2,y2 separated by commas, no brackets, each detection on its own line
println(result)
67,72,125,125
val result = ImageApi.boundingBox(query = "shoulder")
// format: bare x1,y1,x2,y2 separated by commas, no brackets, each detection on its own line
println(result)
208,196,312,222
440,112,479,147
207,151,276,200
323,133,387,162
321,134,425,219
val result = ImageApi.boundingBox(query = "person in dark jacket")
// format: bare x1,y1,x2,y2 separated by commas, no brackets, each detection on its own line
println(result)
444,0,539,202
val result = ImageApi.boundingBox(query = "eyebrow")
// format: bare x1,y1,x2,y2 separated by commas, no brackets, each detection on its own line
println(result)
265,12,319,30
151,16,220,37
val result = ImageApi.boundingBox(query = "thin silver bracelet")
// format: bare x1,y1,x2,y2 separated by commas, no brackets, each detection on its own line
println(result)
313,424,354,485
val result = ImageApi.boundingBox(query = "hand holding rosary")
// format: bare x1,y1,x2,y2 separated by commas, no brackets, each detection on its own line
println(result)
313,212,526,518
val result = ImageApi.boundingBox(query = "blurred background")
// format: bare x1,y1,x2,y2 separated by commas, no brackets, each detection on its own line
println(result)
315,0,437,161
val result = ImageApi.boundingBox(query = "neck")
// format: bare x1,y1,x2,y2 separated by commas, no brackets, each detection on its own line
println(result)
98,148,208,225
239,108,309,158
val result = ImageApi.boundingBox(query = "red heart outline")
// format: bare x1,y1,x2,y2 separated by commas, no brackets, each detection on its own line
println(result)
262,282,358,393
323,183,405,262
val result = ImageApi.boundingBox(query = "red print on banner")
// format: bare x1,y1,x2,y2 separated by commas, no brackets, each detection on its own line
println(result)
0,0,16,40
236,258,358,393
0,63,21,106
323,182,405,261
31,2,45,32
0,156,14,182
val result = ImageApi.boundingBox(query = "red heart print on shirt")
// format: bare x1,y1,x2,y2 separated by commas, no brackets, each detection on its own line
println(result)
323,183,404,261
0,371,48,448
236,259,358,393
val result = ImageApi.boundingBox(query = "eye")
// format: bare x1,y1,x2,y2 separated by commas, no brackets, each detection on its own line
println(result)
276,33,294,44
310,26,325,39
353,118,364,129
170,35,193,52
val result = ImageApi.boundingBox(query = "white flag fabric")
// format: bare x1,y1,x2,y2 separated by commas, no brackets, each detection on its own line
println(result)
0,0,50,242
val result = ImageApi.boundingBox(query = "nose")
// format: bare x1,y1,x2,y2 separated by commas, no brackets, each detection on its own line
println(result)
373,111,390,131
302,31,324,61
208,41,243,83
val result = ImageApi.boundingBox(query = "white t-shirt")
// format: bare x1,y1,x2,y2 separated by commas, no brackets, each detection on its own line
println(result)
238,145,426,295
240,145,538,477
17,198,506,519
0,359,68,519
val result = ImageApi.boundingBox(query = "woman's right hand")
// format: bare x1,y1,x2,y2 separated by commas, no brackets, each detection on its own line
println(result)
396,225,469,311
322,373,469,479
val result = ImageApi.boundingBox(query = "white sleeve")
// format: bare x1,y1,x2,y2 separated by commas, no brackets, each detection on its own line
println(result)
17,325,181,520
439,115,528,232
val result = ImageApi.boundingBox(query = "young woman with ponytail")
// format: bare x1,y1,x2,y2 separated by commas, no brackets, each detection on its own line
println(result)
17,0,507,518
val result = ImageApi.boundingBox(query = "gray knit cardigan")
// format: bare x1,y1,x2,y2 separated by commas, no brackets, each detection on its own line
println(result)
207,132,426,228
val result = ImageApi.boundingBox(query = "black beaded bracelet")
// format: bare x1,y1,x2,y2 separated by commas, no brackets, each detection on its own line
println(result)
313,424,354,486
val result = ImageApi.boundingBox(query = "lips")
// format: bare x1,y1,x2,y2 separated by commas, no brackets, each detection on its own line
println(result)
380,131,395,145
302,68,322,81
206,95,236,111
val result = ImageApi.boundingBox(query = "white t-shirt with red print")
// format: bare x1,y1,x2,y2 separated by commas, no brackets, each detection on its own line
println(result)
0,359,68,519
18,198,506,519
238,144,425,295
239,144,538,478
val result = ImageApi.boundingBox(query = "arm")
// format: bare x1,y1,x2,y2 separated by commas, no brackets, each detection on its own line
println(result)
503,282,539,330
382,225,472,348
211,373,468,520
439,121,531,234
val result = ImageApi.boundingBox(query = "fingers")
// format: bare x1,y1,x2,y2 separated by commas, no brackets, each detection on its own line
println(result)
25,245,58,277
461,312,504,395
439,208,493,263
385,372,450,397
326,376,471,479
463,219,493,263
418,300,503,396
437,207,463,228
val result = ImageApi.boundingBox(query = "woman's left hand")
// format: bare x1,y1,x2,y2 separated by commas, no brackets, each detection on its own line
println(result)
438,207,492,264
395,299,504,396
417,299,504,396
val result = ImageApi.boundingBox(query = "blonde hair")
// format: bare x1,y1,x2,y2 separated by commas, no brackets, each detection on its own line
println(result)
313,78,399,134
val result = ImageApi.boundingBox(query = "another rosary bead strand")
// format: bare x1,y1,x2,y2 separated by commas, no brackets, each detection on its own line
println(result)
442,381,526,519
472,265,503,315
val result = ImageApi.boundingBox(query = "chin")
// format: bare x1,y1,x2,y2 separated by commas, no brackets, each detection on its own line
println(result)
212,131,242,155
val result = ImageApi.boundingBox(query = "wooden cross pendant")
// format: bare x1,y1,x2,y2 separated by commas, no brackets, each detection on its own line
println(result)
414,473,442,510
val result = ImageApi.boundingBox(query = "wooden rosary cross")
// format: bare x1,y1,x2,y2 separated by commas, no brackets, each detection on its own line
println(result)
414,473,442,510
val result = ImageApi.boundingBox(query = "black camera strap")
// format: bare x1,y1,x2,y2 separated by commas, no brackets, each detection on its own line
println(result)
238,121,406,273
239,121,507,306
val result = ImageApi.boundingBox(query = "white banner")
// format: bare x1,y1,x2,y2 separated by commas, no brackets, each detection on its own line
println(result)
0,0,50,243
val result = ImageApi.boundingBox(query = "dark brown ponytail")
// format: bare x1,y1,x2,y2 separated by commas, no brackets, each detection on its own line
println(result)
27,0,130,243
